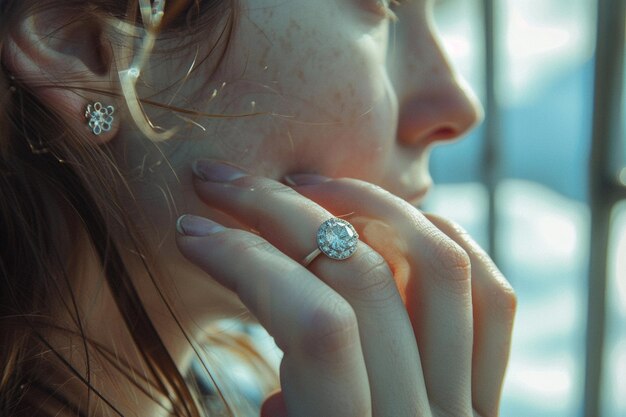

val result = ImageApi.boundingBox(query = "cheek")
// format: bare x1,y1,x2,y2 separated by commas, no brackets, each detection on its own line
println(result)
199,4,398,179
291,68,398,180
273,43,397,178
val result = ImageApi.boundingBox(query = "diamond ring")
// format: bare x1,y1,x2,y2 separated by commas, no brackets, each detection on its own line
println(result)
302,218,359,266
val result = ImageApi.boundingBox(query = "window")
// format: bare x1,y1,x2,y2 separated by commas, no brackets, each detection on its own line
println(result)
426,0,625,415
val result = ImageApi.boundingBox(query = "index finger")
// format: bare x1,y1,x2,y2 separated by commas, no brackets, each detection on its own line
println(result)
176,215,372,417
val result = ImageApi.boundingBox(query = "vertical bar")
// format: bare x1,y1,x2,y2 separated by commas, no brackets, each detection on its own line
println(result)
584,0,625,415
481,0,500,261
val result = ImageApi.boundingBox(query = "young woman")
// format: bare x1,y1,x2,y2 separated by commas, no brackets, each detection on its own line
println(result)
0,0,517,416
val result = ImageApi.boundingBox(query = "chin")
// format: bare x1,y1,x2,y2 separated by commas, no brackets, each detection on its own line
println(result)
405,186,430,206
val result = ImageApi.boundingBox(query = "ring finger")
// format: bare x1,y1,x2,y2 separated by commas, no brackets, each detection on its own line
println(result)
289,176,475,416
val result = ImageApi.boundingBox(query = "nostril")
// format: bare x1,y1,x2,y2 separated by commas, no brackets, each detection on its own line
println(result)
431,127,457,141
396,83,483,147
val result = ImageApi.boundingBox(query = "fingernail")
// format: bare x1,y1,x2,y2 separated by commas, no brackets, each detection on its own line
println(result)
192,159,248,182
176,214,226,236
284,173,331,186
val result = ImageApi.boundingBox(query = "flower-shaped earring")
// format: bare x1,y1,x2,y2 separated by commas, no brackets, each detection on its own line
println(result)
85,102,115,136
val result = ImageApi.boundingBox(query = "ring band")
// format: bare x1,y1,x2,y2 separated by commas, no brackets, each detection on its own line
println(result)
302,248,322,267
302,218,359,266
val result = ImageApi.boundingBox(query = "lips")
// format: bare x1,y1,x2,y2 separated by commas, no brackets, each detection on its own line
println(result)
384,147,433,206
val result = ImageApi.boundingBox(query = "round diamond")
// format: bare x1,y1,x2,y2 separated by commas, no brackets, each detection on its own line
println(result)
316,218,359,260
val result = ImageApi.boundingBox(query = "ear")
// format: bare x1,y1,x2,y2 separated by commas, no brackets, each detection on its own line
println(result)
2,7,119,143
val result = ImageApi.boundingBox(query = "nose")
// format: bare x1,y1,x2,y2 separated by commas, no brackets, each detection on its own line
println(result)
392,18,484,148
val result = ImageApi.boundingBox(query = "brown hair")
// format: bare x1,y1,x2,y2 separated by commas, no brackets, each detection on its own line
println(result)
0,1,251,416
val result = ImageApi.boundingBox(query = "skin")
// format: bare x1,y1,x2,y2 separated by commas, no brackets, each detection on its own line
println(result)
120,0,484,324
4,0,516,416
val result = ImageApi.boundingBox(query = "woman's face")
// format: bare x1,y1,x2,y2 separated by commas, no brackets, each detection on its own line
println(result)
136,0,481,204
120,0,482,323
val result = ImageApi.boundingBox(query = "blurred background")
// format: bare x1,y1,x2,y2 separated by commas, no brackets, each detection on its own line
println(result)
424,0,625,416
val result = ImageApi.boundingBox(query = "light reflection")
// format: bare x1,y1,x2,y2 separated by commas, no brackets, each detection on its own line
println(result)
609,342,626,410
612,203,626,316
502,0,593,104
507,9,573,57
605,202,626,417
619,167,626,186
507,358,574,406
499,180,588,268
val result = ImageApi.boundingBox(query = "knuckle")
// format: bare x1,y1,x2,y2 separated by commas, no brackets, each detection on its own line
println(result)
493,276,518,318
432,402,472,417
429,214,469,237
427,234,472,287
299,297,360,361
477,256,518,317
339,250,397,305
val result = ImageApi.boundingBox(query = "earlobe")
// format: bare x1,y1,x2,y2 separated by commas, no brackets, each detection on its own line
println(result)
2,8,119,144
85,101,116,136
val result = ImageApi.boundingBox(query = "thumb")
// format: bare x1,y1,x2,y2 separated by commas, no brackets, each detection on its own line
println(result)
260,389,288,417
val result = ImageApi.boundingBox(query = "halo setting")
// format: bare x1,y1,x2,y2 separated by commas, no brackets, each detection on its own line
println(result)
316,218,359,260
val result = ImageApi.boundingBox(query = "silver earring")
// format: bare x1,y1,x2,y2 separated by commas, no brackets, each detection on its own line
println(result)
85,102,115,136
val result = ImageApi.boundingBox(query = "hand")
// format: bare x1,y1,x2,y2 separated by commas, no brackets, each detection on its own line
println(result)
175,160,516,417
